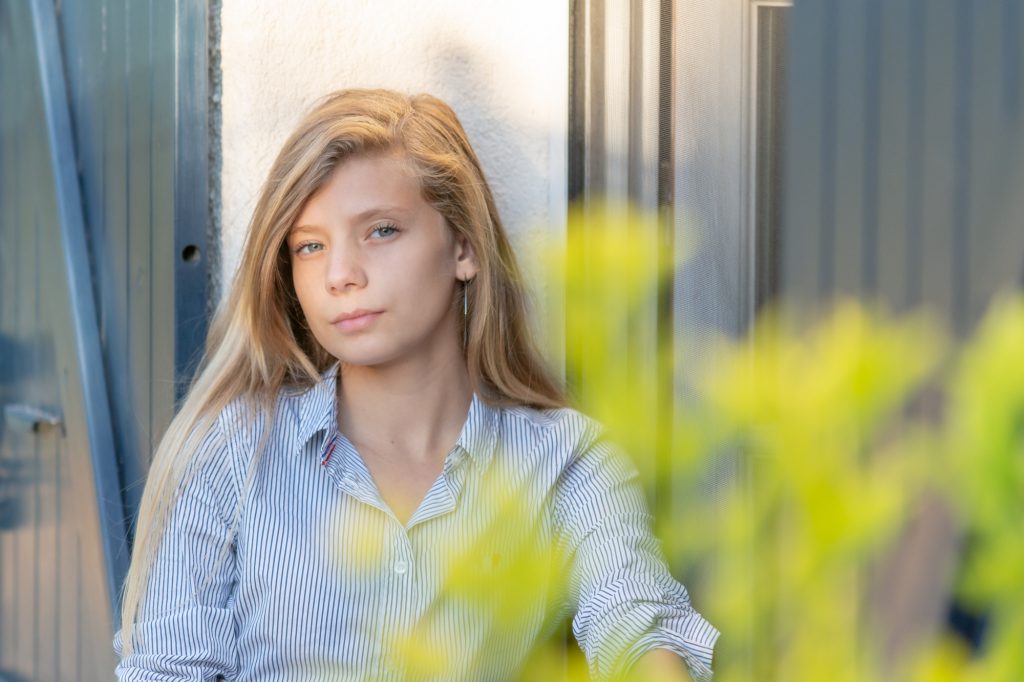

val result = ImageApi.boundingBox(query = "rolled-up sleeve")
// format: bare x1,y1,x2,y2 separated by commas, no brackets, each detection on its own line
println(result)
553,436,719,681
114,421,239,681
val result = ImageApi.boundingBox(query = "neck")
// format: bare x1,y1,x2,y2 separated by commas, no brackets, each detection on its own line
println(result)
336,344,473,465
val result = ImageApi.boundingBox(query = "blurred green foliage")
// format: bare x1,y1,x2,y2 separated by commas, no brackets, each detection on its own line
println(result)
330,204,1024,680
547,204,1024,681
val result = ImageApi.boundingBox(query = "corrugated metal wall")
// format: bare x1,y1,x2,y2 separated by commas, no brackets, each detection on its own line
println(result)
1,3,126,677
0,1,210,678
55,0,212,521
782,0,1024,330
778,0,1024,657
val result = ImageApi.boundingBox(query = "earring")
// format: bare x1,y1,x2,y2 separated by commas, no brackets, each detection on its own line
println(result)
462,278,470,350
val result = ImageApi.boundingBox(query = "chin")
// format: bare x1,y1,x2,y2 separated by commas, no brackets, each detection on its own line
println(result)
330,343,404,370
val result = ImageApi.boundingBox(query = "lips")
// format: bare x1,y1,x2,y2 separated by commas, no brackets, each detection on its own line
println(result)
331,309,382,332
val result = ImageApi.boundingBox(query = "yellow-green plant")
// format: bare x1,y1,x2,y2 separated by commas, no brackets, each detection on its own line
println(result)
545,203,1024,681
330,203,1024,680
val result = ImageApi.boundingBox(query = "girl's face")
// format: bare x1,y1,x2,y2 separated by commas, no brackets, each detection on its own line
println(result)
287,150,478,370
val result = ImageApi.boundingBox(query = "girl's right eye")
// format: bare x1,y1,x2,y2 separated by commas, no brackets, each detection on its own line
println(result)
294,241,324,255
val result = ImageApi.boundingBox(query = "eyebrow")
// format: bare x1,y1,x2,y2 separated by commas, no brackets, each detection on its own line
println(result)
290,205,412,234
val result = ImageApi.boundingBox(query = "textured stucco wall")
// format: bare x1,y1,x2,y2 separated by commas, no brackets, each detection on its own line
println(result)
218,1,569,349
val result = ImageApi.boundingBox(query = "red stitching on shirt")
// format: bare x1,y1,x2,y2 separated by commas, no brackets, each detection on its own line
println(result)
321,435,338,466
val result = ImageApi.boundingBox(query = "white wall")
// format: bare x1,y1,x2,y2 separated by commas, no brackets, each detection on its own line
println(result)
218,0,569,351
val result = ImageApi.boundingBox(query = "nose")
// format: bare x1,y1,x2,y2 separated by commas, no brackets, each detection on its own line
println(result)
325,243,367,293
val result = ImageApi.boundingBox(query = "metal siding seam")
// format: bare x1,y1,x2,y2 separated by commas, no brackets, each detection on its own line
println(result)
952,0,973,332
905,0,927,308
819,1,839,297
1002,0,1020,119
862,0,882,294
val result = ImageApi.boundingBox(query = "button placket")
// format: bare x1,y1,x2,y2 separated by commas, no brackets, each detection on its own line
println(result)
393,529,414,577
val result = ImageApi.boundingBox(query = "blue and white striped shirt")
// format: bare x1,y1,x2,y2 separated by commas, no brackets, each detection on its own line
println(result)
115,366,718,681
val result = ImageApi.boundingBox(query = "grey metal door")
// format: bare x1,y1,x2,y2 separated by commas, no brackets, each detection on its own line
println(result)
0,0,211,678
1,3,125,677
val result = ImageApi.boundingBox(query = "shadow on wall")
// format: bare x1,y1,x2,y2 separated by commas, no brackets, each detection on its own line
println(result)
421,37,551,241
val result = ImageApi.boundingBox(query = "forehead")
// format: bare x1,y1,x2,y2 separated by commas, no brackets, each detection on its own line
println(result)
295,150,428,225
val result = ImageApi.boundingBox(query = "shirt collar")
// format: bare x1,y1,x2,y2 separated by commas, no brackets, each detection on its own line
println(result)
289,363,340,454
291,363,499,467
452,391,499,469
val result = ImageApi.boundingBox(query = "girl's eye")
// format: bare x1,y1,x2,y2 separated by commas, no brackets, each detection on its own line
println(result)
370,224,399,239
294,241,324,255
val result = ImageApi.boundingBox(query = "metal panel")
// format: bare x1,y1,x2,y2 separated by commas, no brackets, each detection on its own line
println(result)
963,1,1024,322
873,0,915,312
566,0,668,499
753,5,788,310
175,0,213,399
917,1,958,325
782,0,1024,332
778,0,1024,651
54,0,210,527
0,0,212,676
830,1,868,297
779,0,827,302
0,1,127,677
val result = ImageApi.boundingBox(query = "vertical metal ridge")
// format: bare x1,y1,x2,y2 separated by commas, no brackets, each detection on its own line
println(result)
28,0,129,624
568,0,586,205
754,5,789,314
1002,0,1020,119
173,0,211,401
657,0,675,212
819,1,839,297
588,0,606,197
654,0,676,527
626,0,643,204
905,0,927,308
566,0,586,396
862,0,882,294
952,0,973,332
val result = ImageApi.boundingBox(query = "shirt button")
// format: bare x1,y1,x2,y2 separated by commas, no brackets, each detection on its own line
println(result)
394,559,409,575
341,474,355,487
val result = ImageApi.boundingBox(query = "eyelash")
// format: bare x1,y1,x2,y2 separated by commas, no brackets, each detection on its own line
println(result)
293,241,323,255
291,223,400,254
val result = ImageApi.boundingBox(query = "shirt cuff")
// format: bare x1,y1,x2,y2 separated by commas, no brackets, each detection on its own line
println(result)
613,614,719,682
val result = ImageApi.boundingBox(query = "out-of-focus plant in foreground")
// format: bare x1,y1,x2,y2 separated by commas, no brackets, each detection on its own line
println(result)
332,203,1024,680
544,203,1024,681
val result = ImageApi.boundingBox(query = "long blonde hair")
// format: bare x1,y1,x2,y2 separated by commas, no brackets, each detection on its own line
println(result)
119,88,565,651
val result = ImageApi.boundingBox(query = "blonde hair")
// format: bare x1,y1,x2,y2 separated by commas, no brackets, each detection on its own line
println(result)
119,89,565,651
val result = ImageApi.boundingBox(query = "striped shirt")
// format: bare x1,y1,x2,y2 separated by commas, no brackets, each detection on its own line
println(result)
115,366,718,681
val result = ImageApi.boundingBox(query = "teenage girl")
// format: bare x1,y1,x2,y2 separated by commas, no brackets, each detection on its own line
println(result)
115,89,718,681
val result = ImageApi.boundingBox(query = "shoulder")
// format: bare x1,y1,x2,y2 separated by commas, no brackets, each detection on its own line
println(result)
499,403,607,466
188,389,307,513
499,407,648,536
200,393,283,488
213,384,318,450
213,394,267,455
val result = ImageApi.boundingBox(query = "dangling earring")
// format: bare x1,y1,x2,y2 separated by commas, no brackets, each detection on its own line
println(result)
462,278,469,350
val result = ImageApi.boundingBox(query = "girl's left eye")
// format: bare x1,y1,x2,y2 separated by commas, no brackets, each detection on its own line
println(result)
370,224,399,239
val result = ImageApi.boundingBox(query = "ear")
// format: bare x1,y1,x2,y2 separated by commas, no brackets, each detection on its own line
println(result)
453,233,480,281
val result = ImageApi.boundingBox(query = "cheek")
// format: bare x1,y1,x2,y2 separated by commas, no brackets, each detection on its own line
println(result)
404,257,457,310
290,263,320,315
